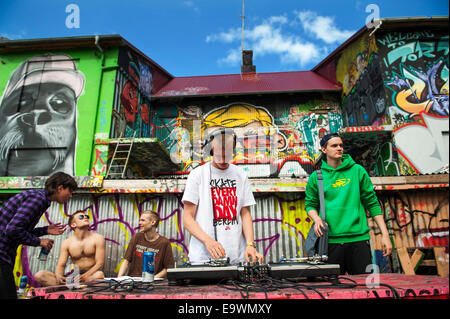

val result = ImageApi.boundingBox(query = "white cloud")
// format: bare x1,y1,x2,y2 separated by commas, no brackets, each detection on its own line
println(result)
218,47,241,66
206,11,355,69
0,31,27,40
267,15,289,25
206,15,323,68
206,28,240,43
182,1,200,13
247,23,322,66
296,10,355,44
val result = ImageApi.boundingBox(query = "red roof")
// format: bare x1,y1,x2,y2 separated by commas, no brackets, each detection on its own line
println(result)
153,71,341,98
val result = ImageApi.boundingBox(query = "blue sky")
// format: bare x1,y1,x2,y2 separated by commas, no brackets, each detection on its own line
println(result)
1,0,448,76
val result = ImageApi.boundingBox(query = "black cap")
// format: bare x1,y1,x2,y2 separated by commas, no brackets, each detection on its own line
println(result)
319,133,340,147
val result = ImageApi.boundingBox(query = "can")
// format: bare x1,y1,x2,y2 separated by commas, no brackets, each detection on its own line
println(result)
38,247,49,261
18,276,27,294
142,251,155,282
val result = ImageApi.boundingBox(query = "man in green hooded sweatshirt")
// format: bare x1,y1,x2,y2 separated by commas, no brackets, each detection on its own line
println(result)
305,133,392,275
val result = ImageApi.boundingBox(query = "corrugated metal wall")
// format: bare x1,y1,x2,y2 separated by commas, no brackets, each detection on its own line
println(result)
22,188,448,283
25,192,307,279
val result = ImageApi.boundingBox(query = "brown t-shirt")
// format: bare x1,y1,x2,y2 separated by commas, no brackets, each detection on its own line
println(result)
124,232,174,277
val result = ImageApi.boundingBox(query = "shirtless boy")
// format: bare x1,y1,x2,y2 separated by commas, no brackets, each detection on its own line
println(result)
35,211,105,286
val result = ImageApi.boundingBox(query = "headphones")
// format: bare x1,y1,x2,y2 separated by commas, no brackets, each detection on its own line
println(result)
203,127,237,156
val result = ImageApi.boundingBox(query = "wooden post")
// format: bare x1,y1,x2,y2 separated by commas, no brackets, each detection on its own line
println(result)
410,249,425,271
397,247,415,275
434,247,449,277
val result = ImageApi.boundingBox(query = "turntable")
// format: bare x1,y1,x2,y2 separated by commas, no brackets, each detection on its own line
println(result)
269,256,340,279
167,258,239,285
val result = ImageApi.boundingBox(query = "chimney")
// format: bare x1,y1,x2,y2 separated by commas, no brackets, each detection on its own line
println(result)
241,50,256,73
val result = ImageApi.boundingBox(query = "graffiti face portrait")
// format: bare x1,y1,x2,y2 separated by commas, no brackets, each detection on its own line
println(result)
120,80,138,124
202,103,287,164
0,54,85,176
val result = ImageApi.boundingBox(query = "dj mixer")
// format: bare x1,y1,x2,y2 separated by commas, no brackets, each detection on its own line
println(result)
167,257,340,285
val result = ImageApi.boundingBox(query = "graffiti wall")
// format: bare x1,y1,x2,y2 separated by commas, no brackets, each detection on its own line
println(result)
0,53,84,176
377,29,449,175
336,33,390,127
375,189,449,249
149,97,342,178
369,188,449,272
111,47,154,139
0,48,119,177
11,187,448,289
14,192,311,289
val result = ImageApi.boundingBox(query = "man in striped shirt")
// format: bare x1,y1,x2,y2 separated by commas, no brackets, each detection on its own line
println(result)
0,172,77,299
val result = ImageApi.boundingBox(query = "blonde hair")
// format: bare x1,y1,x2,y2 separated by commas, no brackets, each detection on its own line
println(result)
140,210,160,228
202,103,277,136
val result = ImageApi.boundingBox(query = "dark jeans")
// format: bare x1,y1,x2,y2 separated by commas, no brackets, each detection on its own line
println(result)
0,261,17,299
327,240,372,275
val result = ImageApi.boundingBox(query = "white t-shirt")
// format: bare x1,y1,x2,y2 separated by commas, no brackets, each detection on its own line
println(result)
182,162,256,264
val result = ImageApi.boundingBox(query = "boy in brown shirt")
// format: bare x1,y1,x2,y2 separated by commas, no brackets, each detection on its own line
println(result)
118,210,174,279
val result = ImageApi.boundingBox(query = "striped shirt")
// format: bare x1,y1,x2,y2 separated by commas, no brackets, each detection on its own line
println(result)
0,189,51,266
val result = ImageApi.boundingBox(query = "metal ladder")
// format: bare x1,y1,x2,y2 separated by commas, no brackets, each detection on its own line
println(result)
106,132,135,179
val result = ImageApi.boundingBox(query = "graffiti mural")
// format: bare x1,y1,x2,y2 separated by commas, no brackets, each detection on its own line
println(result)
342,52,388,126
150,103,192,165
202,103,291,176
374,142,400,176
386,60,448,117
13,188,448,290
147,101,342,178
14,192,313,290
378,30,449,174
336,33,390,127
0,53,85,176
369,189,449,249
112,48,153,138
394,113,448,174
0,175,102,189
285,106,342,160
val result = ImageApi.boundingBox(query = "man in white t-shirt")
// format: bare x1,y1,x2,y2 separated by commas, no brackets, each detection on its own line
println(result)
182,128,263,265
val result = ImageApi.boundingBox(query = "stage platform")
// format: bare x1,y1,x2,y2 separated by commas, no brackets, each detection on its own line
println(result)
28,274,448,299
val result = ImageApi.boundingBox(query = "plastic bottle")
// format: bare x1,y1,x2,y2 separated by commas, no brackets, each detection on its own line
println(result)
66,263,80,290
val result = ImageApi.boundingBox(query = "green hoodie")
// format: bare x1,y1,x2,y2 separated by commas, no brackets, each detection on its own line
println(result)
305,154,382,243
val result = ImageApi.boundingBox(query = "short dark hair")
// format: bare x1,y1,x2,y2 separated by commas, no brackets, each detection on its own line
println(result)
45,172,77,196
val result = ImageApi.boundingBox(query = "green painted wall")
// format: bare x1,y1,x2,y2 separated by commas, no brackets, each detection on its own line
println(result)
0,47,119,179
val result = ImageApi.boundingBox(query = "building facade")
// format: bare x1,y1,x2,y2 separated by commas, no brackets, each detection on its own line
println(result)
0,17,448,288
